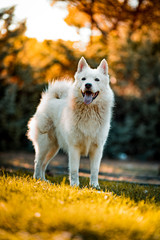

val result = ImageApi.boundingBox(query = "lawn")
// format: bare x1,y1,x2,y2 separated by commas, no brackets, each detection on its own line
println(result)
0,170,160,240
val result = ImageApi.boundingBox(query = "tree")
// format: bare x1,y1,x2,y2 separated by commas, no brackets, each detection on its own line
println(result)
51,0,160,40
0,7,42,150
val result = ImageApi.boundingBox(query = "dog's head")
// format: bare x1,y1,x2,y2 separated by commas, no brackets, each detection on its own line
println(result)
74,57,110,105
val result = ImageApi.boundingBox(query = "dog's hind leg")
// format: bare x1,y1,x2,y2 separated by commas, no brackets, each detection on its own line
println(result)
41,128,59,181
33,134,50,180
41,144,59,181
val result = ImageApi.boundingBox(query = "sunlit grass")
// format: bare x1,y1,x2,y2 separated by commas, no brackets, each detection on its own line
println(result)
0,171,160,240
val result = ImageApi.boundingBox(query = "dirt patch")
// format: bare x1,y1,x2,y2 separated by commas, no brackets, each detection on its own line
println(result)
0,151,160,185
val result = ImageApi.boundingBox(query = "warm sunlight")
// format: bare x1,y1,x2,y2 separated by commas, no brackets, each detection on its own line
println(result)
0,0,91,42
1,0,160,238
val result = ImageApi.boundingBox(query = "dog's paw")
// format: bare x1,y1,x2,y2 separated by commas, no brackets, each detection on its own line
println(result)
70,182,79,188
43,179,52,184
91,184,101,190
70,179,79,187
70,174,79,187
33,175,42,180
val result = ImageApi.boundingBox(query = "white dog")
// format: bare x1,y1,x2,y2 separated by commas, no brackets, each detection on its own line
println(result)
27,57,114,188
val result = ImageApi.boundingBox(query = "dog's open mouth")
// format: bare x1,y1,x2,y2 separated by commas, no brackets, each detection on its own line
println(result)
82,91,99,105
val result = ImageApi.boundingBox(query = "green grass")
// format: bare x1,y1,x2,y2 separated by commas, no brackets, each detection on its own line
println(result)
0,170,160,240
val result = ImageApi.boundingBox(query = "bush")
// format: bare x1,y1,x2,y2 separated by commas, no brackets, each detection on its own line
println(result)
105,95,160,160
0,82,45,151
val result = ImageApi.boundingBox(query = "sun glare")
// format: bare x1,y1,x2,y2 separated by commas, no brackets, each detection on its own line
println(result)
0,0,91,42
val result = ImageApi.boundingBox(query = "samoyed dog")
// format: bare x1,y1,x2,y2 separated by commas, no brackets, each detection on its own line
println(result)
27,57,114,188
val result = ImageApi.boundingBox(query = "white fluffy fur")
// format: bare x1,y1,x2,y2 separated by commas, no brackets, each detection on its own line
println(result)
27,57,114,188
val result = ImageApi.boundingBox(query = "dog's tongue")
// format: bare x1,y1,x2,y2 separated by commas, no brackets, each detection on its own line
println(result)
84,93,93,105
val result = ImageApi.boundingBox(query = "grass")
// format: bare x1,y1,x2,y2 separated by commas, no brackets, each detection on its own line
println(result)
0,170,160,240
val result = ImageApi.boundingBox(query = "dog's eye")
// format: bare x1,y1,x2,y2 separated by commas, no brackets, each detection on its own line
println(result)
95,78,100,82
81,77,86,81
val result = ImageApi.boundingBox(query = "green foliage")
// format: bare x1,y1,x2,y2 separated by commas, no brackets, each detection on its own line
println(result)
0,83,45,151
0,171,160,240
105,36,160,160
106,95,160,159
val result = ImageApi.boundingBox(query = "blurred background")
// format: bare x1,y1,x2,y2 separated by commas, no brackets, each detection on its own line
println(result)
0,0,160,167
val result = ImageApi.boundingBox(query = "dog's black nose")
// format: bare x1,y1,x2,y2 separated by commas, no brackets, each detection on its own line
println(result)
85,83,92,89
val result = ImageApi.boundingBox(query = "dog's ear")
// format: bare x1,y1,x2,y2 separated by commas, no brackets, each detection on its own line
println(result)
98,59,108,75
77,57,89,73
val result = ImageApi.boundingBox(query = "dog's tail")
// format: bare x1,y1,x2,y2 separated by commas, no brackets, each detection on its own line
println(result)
43,80,73,100
27,80,73,143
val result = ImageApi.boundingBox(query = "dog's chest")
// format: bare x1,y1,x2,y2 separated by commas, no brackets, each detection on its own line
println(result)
74,106,104,137
74,137,97,156
78,119,99,138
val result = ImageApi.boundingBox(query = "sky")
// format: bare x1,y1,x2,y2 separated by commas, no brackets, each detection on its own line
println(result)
0,0,91,42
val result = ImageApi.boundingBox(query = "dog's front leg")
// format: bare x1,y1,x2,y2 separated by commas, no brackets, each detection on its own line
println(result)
69,147,80,187
90,146,103,189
